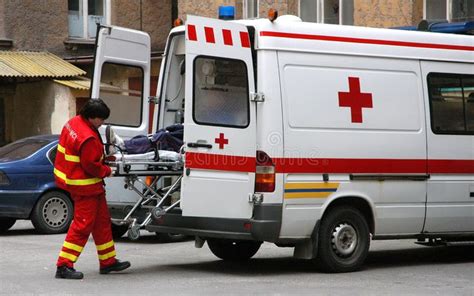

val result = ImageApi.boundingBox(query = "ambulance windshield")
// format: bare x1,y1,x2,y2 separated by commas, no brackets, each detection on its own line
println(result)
193,56,249,128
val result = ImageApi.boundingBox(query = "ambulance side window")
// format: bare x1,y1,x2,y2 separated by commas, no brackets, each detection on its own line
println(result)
193,56,250,128
428,73,474,134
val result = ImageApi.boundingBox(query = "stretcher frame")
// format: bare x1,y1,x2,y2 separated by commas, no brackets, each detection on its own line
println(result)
107,151,184,240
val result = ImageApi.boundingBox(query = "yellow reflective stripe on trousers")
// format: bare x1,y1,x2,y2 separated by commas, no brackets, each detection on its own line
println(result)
63,241,84,252
98,250,116,260
57,144,80,162
59,251,78,262
54,168,102,186
96,240,114,251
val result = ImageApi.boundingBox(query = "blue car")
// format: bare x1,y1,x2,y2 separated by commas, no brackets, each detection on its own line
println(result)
0,135,73,234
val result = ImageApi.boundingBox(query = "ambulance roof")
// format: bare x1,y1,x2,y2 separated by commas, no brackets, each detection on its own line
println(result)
248,17,474,63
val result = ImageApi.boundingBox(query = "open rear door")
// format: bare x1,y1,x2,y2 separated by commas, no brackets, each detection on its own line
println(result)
91,26,151,205
91,26,151,138
181,16,257,219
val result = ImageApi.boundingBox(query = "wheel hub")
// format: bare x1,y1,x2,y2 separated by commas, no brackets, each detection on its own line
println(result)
43,197,68,227
331,223,357,257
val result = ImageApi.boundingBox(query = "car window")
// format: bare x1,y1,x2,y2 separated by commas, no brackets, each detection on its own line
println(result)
47,146,57,164
0,139,51,162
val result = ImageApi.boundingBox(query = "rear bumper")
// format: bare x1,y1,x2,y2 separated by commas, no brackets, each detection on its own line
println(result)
0,190,40,218
146,203,282,242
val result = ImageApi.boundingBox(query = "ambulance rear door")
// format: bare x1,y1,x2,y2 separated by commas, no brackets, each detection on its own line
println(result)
181,15,257,219
91,25,151,205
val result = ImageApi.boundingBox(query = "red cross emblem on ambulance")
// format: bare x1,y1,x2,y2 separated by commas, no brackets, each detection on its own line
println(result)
215,133,229,149
338,77,373,123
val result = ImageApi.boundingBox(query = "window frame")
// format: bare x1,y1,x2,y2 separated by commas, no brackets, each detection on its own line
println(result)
192,55,250,129
424,0,474,22
243,0,259,19
427,72,474,136
298,0,353,25
68,0,111,40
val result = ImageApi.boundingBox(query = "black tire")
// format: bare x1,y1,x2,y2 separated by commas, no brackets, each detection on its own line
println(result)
0,218,16,233
207,238,262,261
111,224,129,239
316,206,370,273
31,191,73,234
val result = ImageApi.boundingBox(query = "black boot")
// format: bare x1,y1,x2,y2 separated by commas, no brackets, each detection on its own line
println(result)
100,259,131,274
55,266,84,280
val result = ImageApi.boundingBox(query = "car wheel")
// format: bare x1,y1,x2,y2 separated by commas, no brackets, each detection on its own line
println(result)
0,218,16,233
316,206,370,273
207,238,262,261
31,191,73,234
111,224,129,239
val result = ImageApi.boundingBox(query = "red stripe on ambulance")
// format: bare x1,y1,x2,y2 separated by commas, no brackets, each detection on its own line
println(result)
185,152,474,175
259,31,474,52
187,24,197,41
204,27,215,43
222,29,233,46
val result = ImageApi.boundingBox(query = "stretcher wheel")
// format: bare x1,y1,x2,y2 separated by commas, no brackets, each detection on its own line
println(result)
127,225,141,241
151,207,166,220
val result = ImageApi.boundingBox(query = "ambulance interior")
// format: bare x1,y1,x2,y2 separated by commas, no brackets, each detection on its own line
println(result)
159,34,186,129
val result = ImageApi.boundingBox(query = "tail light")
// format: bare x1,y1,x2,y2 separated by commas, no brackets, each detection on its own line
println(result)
0,171,10,186
145,176,155,187
255,150,275,192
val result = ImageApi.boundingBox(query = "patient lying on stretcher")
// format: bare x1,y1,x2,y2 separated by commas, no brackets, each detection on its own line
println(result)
105,124,183,163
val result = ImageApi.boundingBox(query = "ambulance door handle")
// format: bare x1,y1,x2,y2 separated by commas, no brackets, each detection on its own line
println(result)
187,142,212,149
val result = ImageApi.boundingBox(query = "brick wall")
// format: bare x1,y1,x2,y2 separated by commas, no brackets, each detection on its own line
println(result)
354,0,423,28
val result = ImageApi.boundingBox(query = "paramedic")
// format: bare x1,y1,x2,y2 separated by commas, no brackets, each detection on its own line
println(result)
54,99,131,280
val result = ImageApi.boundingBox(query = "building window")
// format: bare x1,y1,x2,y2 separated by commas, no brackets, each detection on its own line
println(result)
424,0,474,22
298,0,353,25
243,0,258,19
428,73,474,135
68,0,109,39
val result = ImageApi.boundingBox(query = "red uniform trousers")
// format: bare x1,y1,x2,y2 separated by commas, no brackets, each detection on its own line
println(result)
56,192,117,269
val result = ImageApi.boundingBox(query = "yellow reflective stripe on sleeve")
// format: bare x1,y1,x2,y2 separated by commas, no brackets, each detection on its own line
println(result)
54,168,102,186
98,250,116,260
59,251,78,262
96,240,114,251
57,144,80,163
63,241,84,252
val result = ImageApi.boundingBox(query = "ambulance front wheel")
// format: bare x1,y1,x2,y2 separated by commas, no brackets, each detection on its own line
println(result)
316,206,370,273
207,238,262,261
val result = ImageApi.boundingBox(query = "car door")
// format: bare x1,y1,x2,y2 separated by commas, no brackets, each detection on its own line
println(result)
421,61,474,233
181,16,257,219
91,26,151,205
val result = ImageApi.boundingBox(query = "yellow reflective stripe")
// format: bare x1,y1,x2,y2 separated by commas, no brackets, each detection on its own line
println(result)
96,240,114,251
54,168,102,186
57,144,80,163
63,241,83,252
98,250,116,260
59,251,78,262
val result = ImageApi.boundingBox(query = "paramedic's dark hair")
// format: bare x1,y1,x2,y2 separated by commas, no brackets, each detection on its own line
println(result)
80,98,110,120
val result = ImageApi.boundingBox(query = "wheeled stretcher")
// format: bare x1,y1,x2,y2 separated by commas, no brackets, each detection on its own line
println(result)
106,149,184,240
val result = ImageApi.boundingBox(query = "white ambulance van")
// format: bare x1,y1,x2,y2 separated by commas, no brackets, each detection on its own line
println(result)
93,15,474,272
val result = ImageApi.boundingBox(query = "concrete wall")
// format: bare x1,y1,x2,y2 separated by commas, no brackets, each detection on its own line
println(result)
112,0,172,52
0,0,5,38
2,0,68,55
354,0,424,27
5,81,75,141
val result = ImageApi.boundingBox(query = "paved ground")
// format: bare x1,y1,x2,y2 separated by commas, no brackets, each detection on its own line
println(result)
0,220,473,295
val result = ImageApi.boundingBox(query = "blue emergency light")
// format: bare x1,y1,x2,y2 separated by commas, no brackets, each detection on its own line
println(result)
393,20,474,34
219,6,235,20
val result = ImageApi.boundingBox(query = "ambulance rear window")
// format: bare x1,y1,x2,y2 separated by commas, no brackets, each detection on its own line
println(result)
193,56,250,128
428,73,474,135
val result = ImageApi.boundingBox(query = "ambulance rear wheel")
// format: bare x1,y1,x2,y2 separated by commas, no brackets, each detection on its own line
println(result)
207,238,262,261
316,206,370,273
